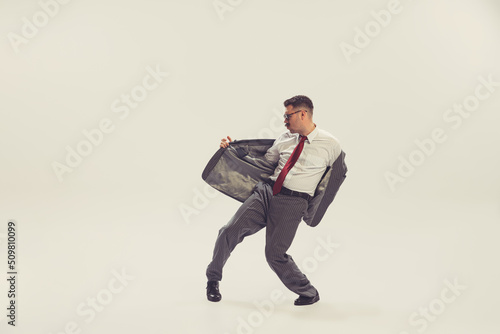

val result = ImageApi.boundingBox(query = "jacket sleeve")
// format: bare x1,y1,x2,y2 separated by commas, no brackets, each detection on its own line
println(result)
303,151,347,227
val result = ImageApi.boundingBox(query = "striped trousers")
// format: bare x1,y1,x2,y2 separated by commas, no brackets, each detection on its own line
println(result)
206,181,318,297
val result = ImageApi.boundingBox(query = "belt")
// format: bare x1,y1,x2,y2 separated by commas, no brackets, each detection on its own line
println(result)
266,180,312,201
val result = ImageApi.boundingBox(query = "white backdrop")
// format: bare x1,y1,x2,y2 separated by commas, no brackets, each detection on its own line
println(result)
1,0,499,333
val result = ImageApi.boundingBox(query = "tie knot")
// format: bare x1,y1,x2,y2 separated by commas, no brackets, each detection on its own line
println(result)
300,135,308,143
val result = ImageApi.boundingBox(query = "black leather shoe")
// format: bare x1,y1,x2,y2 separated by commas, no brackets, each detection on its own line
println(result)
206,281,222,302
294,292,320,306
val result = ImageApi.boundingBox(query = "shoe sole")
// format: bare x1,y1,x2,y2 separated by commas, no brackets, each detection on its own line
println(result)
207,296,221,302
294,295,320,306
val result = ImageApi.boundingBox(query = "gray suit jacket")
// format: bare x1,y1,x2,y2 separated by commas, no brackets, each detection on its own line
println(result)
202,139,347,227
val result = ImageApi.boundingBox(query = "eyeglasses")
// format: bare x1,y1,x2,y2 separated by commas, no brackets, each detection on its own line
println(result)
283,110,306,120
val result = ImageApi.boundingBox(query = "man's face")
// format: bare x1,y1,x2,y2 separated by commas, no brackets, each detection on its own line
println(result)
284,105,303,134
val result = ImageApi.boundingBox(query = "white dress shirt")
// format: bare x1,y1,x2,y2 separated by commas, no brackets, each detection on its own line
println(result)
265,125,342,196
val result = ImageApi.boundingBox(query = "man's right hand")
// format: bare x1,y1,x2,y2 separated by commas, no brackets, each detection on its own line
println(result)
220,136,233,148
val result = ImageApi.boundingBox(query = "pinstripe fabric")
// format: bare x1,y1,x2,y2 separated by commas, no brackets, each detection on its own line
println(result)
202,140,347,227
206,181,318,297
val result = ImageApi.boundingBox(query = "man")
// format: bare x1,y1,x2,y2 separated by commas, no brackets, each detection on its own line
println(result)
206,95,342,306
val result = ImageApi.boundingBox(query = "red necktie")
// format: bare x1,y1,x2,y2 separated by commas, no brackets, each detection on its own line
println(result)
273,135,307,195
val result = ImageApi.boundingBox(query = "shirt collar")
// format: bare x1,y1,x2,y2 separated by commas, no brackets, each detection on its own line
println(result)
303,124,319,144
287,124,319,143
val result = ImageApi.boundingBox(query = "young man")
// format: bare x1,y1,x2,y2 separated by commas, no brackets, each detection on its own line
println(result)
206,95,342,306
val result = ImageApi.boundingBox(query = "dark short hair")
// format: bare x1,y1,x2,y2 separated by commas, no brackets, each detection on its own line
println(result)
283,95,314,116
